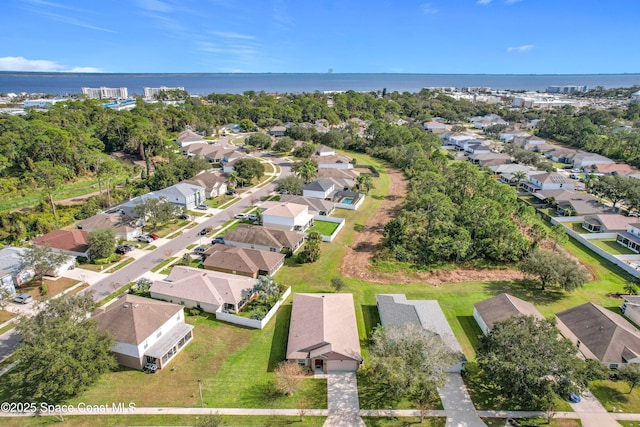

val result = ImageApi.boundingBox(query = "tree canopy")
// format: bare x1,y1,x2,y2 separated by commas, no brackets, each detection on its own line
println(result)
6,294,116,403
477,316,596,409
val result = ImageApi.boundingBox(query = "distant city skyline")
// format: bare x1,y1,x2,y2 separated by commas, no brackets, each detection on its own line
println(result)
0,0,639,74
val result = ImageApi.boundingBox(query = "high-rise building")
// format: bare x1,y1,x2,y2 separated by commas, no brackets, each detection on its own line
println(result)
81,87,128,99
144,86,185,98
546,85,587,94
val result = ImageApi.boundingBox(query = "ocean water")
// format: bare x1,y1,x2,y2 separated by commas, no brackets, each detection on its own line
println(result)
0,72,639,96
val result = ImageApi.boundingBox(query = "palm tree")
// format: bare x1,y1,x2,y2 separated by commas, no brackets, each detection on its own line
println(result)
356,174,373,193
512,170,528,191
227,171,240,188
293,160,317,184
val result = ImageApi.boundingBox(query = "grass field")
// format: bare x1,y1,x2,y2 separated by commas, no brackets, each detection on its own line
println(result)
590,379,640,412
307,220,340,236
591,238,638,255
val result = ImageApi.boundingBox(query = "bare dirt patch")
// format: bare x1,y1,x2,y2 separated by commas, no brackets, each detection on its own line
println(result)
339,167,525,286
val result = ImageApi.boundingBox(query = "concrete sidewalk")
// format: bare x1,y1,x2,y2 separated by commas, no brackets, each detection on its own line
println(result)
324,372,366,427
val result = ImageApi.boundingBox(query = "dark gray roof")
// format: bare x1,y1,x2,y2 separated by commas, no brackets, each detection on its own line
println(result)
304,179,335,192
557,302,640,364
474,293,544,331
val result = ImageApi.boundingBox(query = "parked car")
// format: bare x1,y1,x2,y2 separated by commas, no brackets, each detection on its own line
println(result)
178,213,190,220
149,233,160,240
137,235,154,243
569,173,579,179
193,245,210,255
13,293,33,304
234,213,248,220
116,245,133,254
247,213,259,221
199,227,211,236
568,393,581,403
226,189,237,195
212,236,225,245
196,204,209,210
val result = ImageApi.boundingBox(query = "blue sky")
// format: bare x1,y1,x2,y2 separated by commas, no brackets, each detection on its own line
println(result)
0,0,638,74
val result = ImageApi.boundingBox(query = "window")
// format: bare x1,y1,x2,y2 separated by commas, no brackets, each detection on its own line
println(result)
610,363,619,370
156,331,162,338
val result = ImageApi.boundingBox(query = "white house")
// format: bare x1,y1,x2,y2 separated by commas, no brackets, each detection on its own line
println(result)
311,153,353,170
92,294,194,370
259,202,315,232
315,145,336,156
222,151,252,173
621,296,640,326
150,266,256,314
423,121,446,132
302,180,336,199
0,247,34,289
521,172,575,193
617,223,640,253
182,171,228,198
572,152,615,169
176,129,206,147
76,213,142,241
155,183,206,210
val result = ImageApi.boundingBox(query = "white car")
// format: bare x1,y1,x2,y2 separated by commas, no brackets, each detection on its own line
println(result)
234,213,248,220
13,293,33,304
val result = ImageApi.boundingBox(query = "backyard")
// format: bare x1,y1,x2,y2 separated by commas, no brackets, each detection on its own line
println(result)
591,238,638,255
307,219,340,236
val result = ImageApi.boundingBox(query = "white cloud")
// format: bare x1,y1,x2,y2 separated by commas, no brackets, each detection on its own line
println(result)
420,3,439,14
477,0,492,4
137,0,172,12
0,57,102,72
213,31,256,40
507,44,534,53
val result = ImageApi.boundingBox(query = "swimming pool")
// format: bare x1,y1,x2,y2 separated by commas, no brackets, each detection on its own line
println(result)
340,197,354,204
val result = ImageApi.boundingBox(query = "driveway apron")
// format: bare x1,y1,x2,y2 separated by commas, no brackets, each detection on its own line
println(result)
438,372,487,427
323,372,366,427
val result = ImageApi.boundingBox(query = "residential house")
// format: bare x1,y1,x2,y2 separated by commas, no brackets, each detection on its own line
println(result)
315,145,335,156
202,245,285,278
556,302,640,368
468,152,512,167
92,294,193,370
621,296,640,326
572,152,615,170
150,266,256,314
424,121,447,133
286,293,362,373
489,164,536,186
267,126,286,137
176,129,206,147
443,132,477,147
182,171,228,198
316,168,360,183
513,135,546,149
259,202,315,232
498,131,530,142
280,195,335,216
121,183,206,216
303,180,336,199
0,247,38,287
582,214,638,233
376,294,465,372
76,213,142,241
632,90,640,103
0,270,14,295
474,116,508,129
589,163,636,176
156,183,206,211
473,293,544,336
557,199,614,216
220,123,241,134
617,223,640,253
311,153,353,170
223,224,305,253
544,147,578,164
32,229,90,258
520,172,575,193
532,188,596,204
183,143,234,164
222,150,252,173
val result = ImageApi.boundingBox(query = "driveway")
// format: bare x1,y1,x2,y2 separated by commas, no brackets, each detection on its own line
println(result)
324,372,366,427
438,373,487,427
570,389,620,427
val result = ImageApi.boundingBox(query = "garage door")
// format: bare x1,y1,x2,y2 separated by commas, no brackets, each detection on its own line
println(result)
326,360,359,372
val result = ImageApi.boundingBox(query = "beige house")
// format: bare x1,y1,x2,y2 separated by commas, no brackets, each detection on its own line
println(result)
150,266,256,314
183,143,234,163
473,293,544,335
223,224,304,253
182,171,228,198
176,129,206,147
76,213,142,241
92,294,193,370
582,214,637,233
202,244,285,278
556,302,640,368
286,293,362,373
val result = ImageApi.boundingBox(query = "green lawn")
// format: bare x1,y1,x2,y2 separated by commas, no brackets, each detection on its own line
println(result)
591,238,638,255
0,415,327,426
307,220,340,236
150,257,177,273
568,222,587,233
590,379,640,413
68,310,327,409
